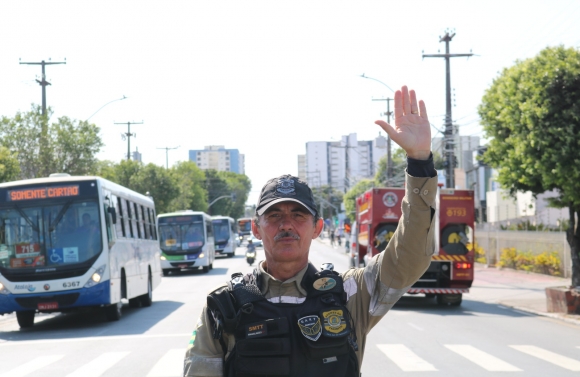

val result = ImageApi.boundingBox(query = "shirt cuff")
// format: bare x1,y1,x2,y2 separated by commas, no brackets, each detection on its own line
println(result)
406,152,436,178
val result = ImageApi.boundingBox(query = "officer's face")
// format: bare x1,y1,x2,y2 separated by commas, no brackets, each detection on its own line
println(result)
252,202,323,271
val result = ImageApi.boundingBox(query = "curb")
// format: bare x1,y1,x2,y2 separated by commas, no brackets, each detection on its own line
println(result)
497,301,580,326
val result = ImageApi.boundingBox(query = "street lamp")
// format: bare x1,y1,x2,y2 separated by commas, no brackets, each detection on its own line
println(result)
86,95,127,122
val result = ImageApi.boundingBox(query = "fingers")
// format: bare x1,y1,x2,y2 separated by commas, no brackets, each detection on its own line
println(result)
402,86,411,115
409,90,419,115
393,89,403,119
419,99,428,120
375,120,393,136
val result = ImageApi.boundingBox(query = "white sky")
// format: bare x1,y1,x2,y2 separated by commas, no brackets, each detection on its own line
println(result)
1,1,579,205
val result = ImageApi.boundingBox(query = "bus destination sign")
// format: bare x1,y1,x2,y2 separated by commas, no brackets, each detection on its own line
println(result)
8,185,80,201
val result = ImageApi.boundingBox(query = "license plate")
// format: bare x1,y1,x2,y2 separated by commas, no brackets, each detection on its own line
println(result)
38,302,58,310
177,264,188,268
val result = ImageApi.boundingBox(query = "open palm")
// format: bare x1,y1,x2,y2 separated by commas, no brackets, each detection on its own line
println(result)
375,86,431,160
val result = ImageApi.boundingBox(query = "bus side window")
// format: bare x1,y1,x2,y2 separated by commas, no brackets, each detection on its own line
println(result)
141,205,149,239
103,193,115,245
117,196,126,237
206,220,213,239
124,199,134,238
134,202,143,239
150,209,158,240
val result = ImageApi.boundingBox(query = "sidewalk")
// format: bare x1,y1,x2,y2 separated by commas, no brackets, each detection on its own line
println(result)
471,264,580,325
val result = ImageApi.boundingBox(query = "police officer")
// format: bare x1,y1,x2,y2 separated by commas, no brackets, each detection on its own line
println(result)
183,85,437,377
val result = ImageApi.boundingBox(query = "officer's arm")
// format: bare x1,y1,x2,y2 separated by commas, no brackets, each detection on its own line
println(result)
344,155,437,328
183,307,226,377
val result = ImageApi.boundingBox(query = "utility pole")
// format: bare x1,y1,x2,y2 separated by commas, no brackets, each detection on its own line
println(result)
422,30,473,188
157,146,180,169
19,59,66,117
115,121,143,160
372,97,393,185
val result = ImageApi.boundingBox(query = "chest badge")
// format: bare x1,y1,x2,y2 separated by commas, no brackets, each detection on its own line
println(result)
321,309,349,337
313,277,336,291
298,315,322,341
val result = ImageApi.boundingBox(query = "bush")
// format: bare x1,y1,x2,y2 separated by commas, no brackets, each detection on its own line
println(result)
468,242,487,264
498,247,561,276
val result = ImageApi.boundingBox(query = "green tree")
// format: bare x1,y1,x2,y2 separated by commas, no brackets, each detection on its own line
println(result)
478,45,580,285
218,171,252,219
130,163,178,214
113,160,142,188
312,185,344,220
169,161,208,213
92,160,117,181
204,169,231,216
374,147,406,186
0,105,103,178
343,179,375,222
0,146,21,183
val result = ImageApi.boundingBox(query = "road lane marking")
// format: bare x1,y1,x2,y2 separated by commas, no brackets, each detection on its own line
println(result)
0,355,64,377
65,352,129,377
511,345,580,371
147,349,184,376
445,345,522,371
0,333,191,346
377,344,437,371
407,322,424,331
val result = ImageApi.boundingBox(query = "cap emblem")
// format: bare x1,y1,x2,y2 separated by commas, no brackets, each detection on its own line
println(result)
276,178,296,195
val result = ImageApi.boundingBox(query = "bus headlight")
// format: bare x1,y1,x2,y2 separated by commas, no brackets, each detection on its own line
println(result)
160,255,167,261
84,265,106,288
0,282,10,295
198,253,204,258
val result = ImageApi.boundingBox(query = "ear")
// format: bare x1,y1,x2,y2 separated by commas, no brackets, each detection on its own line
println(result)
312,218,324,239
251,218,261,239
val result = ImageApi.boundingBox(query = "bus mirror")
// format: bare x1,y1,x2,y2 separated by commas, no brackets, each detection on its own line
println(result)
108,207,117,224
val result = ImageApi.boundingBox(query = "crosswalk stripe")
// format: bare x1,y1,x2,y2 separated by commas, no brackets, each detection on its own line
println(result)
377,344,437,371
65,352,130,377
511,345,580,371
0,355,64,377
147,349,185,377
445,345,522,371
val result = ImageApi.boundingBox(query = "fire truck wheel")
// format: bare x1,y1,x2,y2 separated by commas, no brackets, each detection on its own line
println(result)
425,293,436,299
436,293,462,306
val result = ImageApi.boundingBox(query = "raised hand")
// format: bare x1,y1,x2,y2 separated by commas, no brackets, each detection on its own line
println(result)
375,86,431,160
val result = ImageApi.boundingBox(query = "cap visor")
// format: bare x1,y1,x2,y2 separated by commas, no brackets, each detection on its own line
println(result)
257,198,316,216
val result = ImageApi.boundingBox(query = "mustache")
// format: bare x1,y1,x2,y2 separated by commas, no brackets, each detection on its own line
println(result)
274,231,301,241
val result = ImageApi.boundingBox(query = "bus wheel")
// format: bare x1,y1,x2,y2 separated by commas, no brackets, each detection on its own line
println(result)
105,302,122,321
139,273,153,307
16,311,35,328
202,265,210,273
227,253,234,258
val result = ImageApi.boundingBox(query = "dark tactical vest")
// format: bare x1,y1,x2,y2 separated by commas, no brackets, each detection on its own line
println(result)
207,263,359,377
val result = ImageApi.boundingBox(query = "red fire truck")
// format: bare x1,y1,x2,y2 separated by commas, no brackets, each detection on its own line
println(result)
355,186,475,306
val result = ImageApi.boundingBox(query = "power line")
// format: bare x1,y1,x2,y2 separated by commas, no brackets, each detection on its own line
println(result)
423,30,475,188
115,121,143,160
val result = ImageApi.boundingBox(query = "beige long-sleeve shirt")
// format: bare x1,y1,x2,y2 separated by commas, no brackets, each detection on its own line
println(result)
184,173,437,377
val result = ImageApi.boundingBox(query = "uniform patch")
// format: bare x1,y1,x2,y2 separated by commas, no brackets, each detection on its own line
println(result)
246,321,268,338
313,277,336,291
298,315,321,341
321,308,349,337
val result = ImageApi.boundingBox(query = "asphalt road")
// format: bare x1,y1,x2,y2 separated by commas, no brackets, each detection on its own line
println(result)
0,240,579,376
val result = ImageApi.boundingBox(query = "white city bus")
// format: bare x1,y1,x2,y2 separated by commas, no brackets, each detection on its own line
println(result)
0,174,162,328
157,211,215,275
211,216,237,258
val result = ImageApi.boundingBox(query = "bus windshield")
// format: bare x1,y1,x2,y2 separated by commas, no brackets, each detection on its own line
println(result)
212,220,231,243
238,218,252,235
0,200,103,270
159,221,205,253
